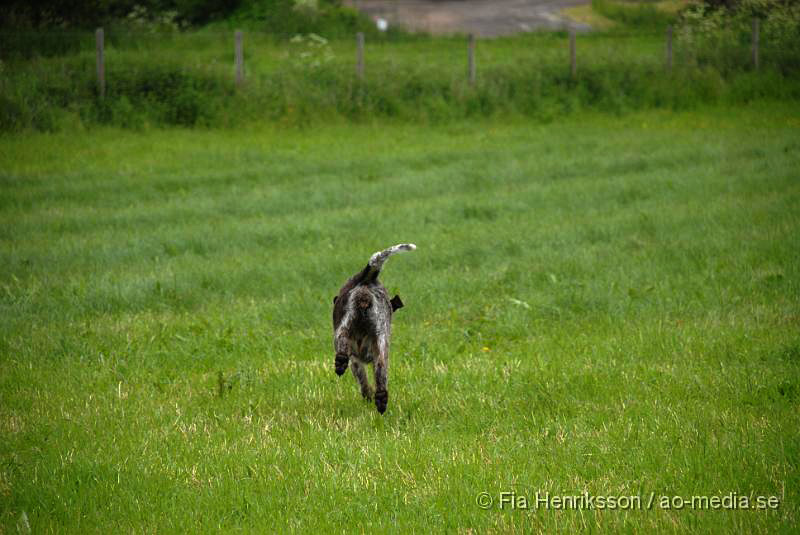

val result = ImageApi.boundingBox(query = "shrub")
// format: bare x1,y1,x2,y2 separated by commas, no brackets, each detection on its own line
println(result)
678,0,800,73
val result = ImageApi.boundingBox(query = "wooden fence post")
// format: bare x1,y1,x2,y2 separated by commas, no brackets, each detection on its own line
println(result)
96,28,105,99
235,30,244,86
569,28,576,78
665,25,673,70
468,34,476,86
752,18,760,70
356,32,365,80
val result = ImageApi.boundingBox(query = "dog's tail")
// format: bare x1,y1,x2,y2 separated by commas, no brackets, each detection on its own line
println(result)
364,243,416,280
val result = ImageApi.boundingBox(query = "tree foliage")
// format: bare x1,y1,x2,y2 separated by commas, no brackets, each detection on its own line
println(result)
679,0,800,72
0,0,342,29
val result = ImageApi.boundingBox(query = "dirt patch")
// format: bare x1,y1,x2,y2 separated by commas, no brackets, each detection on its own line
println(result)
346,0,592,37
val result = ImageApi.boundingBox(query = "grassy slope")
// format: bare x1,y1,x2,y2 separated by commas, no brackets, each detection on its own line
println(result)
1,103,799,532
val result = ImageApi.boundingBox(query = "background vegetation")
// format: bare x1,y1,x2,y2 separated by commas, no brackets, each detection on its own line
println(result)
1,0,799,132
1,0,799,532
0,0,355,31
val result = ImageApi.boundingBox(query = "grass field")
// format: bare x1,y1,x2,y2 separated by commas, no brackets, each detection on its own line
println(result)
1,102,799,531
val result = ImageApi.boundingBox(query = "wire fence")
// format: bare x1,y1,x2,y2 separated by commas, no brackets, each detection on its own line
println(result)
0,22,778,88
0,25,795,131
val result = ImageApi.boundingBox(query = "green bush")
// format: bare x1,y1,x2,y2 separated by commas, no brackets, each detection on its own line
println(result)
226,0,383,40
678,0,800,73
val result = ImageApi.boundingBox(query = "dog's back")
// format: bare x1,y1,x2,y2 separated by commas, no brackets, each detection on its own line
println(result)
332,243,415,331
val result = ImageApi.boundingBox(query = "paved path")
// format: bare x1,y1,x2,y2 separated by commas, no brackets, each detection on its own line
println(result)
347,0,591,37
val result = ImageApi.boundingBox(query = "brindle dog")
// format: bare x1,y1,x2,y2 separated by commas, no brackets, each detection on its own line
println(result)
332,244,416,414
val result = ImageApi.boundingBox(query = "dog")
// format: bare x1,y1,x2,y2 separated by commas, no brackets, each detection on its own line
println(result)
332,243,416,414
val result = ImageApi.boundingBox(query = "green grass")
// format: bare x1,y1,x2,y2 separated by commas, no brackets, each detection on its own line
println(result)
591,0,676,30
1,102,799,531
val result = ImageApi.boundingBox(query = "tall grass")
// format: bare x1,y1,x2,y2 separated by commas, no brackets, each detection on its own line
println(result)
1,28,798,132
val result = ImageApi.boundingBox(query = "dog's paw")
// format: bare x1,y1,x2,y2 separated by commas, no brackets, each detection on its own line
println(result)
334,353,349,376
375,389,388,414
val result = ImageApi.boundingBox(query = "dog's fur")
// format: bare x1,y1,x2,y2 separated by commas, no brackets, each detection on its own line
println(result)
332,243,416,414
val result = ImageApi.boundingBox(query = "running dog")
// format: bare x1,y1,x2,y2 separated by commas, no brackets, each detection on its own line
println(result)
332,243,416,414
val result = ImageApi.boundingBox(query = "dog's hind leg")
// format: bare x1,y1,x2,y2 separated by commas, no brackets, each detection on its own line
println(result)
350,360,374,400
373,334,390,414
333,309,353,376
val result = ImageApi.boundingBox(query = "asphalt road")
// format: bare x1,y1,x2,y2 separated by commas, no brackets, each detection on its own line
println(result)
347,0,591,37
